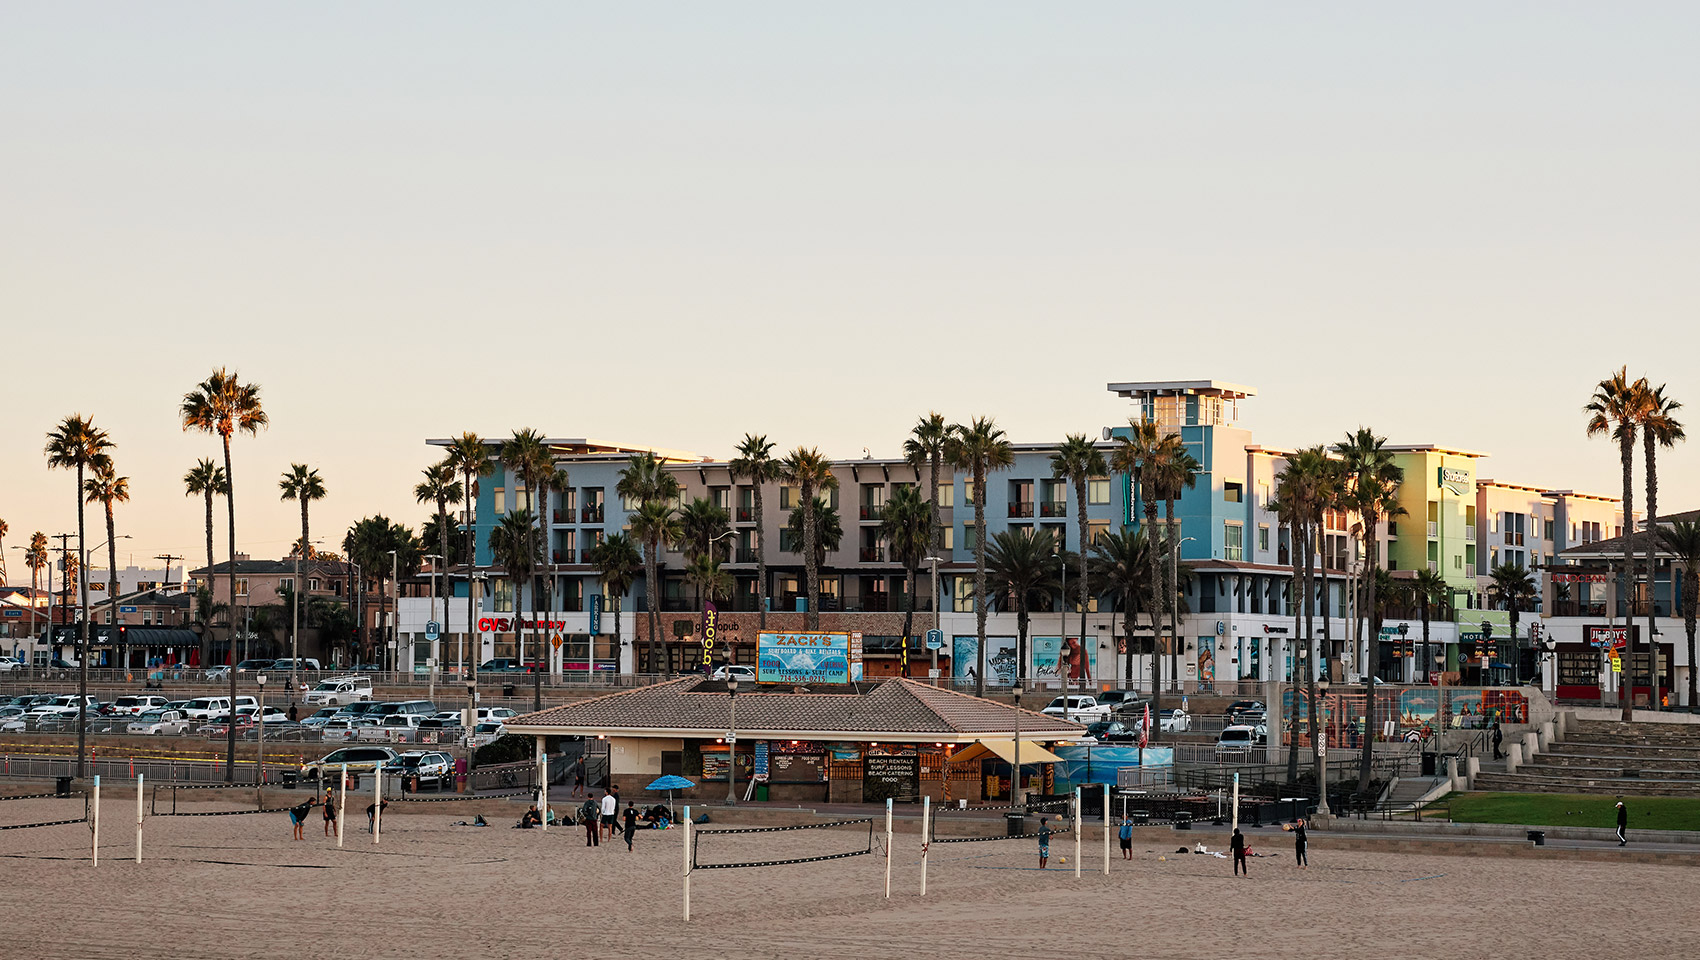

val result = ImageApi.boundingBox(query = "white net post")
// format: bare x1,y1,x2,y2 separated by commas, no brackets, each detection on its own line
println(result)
920,795,930,897
1102,782,1110,875
1073,787,1081,879
136,774,144,864
91,775,100,867
682,805,692,922
373,768,382,844
1231,772,1240,832
337,765,347,848
536,737,547,833
883,798,893,899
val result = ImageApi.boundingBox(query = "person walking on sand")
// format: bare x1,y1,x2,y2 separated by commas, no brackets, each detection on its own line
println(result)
583,794,601,847
289,797,319,841
600,788,618,841
1230,828,1248,876
1118,817,1134,861
1292,818,1308,869
1616,800,1628,846
367,799,389,834
623,804,638,852
1037,818,1052,869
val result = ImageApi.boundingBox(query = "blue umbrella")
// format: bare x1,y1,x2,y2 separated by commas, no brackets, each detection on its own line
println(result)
646,775,695,821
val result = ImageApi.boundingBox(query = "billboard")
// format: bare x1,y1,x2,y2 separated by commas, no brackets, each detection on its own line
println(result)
757,632,851,684
1032,636,1097,684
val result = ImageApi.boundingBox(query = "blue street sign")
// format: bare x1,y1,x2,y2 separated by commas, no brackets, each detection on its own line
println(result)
590,595,602,634
119,606,137,613
425,621,440,640
925,628,944,651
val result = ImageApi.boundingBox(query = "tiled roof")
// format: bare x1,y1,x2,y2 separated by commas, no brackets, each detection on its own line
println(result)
506,677,1083,739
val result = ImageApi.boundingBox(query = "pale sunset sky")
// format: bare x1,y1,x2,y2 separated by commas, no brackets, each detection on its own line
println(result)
2,3,1697,573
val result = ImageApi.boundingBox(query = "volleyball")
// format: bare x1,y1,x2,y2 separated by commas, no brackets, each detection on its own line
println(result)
1058,856,1066,864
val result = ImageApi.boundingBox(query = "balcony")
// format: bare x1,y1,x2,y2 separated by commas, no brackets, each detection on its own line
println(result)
552,550,571,563
1039,501,1068,518
1008,502,1034,519
859,547,886,563
581,505,605,524
553,509,571,524
860,594,890,613
1427,521,1438,537
1464,525,1476,540
1552,600,1608,617
580,549,596,564
735,548,758,564
736,507,754,523
860,504,886,521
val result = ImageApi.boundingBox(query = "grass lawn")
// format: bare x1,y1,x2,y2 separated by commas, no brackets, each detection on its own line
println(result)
1423,792,1700,831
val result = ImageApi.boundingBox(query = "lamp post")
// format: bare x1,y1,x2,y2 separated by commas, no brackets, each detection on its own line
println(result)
464,678,477,794
255,673,267,788
725,673,739,805
924,554,944,686
1012,688,1022,805
1316,675,1331,816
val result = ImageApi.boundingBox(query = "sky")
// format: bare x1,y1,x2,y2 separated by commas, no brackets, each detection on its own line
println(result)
2,3,1697,577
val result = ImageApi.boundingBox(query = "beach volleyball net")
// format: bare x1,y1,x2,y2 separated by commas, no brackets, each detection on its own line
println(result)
927,797,1074,844
689,817,876,871
0,790,89,832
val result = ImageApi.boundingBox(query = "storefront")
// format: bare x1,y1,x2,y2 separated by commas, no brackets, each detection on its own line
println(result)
1554,624,1671,705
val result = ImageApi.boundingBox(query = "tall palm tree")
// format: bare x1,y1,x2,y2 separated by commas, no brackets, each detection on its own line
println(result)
1051,434,1108,701
987,528,1059,686
588,533,641,669
180,369,267,782
445,433,492,680
1412,568,1447,681
414,460,464,594
903,412,953,552
1273,448,1322,786
488,510,541,690
83,460,130,669
618,452,683,673
1335,426,1404,791
341,516,387,663
730,434,781,626
1112,418,1167,725
678,497,732,587
183,458,228,667
44,414,113,778
1154,440,1200,688
1656,521,1700,709
684,556,735,611
25,532,47,673
1090,529,1154,684
278,464,326,562
502,429,552,675
1487,563,1537,681
1586,367,1643,722
781,447,838,631
946,419,1013,698
881,484,933,645
1638,381,1683,709
786,499,844,575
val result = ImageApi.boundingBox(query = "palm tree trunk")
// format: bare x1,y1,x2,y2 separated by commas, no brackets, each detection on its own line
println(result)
1619,435,1636,722
532,570,544,711
1165,497,1178,692
464,468,478,683
754,485,768,628
1644,432,1660,710
646,541,660,676
1357,514,1378,794
1075,477,1090,689
901,563,916,647
803,485,820,632
75,463,89,778
202,491,214,669
222,436,238,783
105,506,120,672
972,466,988,699
1685,570,1697,709
930,453,943,554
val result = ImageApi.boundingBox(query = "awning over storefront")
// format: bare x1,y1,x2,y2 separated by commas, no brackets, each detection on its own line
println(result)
949,739,1068,767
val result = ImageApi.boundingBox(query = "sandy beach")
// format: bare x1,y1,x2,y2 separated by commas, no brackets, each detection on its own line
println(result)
1,795,1693,960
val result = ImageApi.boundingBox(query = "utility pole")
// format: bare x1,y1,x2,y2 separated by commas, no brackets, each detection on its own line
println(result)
154,554,184,592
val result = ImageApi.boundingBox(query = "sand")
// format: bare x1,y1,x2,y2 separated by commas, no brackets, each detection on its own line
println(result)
0,794,1693,960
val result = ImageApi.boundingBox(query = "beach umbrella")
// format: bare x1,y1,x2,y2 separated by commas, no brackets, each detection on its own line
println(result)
646,775,695,821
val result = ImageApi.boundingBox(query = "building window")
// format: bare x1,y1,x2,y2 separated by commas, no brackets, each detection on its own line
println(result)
307,578,320,591
142,611,154,625
1087,478,1110,505
279,578,293,592
935,484,954,508
494,579,515,613
779,529,801,553
953,577,975,613
942,526,955,550
1086,520,1109,546
1544,518,1555,541
234,578,248,597
779,486,800,510
1257,525,1270,552
963,526,978,551
1387,521,1398,538
494,487,506,514
1223,482,1243,503
1223,523,1244,562
963,481,976,505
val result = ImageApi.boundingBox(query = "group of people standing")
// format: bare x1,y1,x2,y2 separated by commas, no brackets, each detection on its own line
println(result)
580,786,640,851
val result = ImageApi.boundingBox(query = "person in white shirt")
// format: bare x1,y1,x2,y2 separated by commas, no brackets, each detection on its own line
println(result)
600,790,618,841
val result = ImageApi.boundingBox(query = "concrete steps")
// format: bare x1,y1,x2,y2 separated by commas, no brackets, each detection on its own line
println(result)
1474,770,1700,798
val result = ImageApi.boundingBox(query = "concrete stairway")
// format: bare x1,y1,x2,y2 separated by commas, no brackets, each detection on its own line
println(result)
1473,719,1700,797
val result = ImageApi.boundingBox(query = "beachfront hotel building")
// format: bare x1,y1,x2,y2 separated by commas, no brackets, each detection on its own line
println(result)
403,379,1679,701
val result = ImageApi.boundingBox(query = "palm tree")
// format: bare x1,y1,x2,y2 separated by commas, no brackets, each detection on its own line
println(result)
414,460,464,590
44,414,113,778
730,434,781,626
502,429,552,674
445,433,493,680
1412,568,1447,681
341,516,386,662
180,369,267,782
0,517,7,586
1487,563,1537,681
588,533,642,669
1656,521,1700,709
618,452,683,673
1153,440,1200,688
684,556,735,610
881,484,933,645
83,460,130,669
278,464,327,562
903,412,952,552
987,528,1059,685
1090,529,1154,684
781,447,838,631
946,418,1014,698
1112,418,1167,725
1586,367,1643,722
786,498,844,574
678,496,733,605
488,510,541,689
1051,434,1108,700
1273,448,1321,785
25,532,47,673
1335,427,1404,791
183,458,228,667
1638,382,1683,709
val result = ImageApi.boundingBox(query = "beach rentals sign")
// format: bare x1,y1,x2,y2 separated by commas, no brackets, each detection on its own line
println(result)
757,632,853,684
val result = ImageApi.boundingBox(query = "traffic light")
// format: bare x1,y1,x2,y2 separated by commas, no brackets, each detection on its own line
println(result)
1478,622,1493,663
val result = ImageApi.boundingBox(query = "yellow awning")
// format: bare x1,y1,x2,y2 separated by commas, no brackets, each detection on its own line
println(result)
948,739,1067,767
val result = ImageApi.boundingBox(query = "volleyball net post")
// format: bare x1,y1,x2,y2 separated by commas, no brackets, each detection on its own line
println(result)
373,769,382,845
336,764,347,848
682,805,692,923
1101,782,1110,876
1231,772,1240,832
919,795,930,898
91,775,100,867
1073,787,1081,879
883,798,893,900
135,774,143,864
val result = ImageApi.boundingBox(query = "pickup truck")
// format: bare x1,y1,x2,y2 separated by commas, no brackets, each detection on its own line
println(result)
304,677,373,707
1039,696,1110,721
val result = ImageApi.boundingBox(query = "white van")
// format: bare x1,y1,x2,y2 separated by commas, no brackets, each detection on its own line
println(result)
1215,725,1262,755
182,696,259,720
304,676,373,707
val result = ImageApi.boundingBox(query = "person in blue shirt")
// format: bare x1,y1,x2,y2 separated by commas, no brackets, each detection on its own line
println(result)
1038,818,1052,869
1118,817,1134,860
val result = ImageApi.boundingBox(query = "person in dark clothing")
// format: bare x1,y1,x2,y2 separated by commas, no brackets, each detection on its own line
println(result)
1616,800,1628,846
288,797,319,841
1492,722,1504,760
287,703,298,723
1230,828,1248,876
1038,818,1052,869
323,789,338,838
623,804,638,851
518,805,542,829
367,799,390,833
572,755,586,797
583,795,601,847
1291,819,1308,868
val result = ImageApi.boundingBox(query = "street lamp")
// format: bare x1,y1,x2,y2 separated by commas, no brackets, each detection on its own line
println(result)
387,548,400,675
924,555,945,687
725,672,740,805
1316,675,1332,817
464,677,478,794
255,673,267,787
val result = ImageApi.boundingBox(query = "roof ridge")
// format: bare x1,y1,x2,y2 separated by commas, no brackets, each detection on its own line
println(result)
508,676,698,723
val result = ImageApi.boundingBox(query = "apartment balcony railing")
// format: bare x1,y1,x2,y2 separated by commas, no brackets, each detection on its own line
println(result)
1039,501,1068,518
581,505,605,523
859,595,890,613
736,507,754,523
1464,525,1476,540
553,509,571,524
860,547,886,563
1427,521,1438,537
552,550,572,563
1552,600,1608,617
735,548,758,563
860,504,886,521
580,549,596,564
1008,502,1034,519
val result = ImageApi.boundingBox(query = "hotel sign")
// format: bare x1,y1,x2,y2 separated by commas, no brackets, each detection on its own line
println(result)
1438,467,1471,496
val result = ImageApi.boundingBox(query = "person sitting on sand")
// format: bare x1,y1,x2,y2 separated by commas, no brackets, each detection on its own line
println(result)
518,805,542,829
289,797,320,841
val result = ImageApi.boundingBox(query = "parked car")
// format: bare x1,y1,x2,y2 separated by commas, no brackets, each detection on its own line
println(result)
478,659,526,672
270,658,322,672
1159,708,1192,733
1040,696,1110,721
28,695,99,717
299,707,342,728
471,721,505,746
0,708,27,732
0,656,25,674
301,745,400,780
476,707,518,723
367,700,437,722
1081,719,1139,744
357,714,427,742
383,750,454,786
1225,700,1266,723
304,676,373,707
106,695,171,717
318,717,377,741
233,659,275,673
1216,724,1263,754
710,664,757,682
128,709,192,736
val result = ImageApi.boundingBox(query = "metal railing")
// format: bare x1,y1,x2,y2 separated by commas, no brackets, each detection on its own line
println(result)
1007,502,1034,519
1039,502,1068,518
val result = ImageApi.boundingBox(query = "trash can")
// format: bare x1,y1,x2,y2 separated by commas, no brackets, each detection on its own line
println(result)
1527,830,1546,846
754,783,769,802
1421,751,1437,777
55,776,73,798
502,683,516,698
1004,812,1026,836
